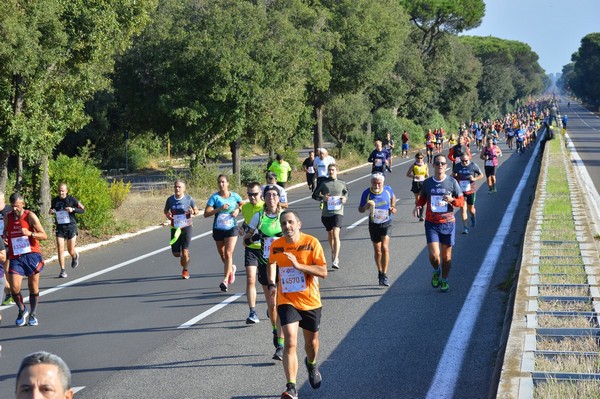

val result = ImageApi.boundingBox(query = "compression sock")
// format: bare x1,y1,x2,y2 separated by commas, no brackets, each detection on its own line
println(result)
278,337,284,347
29,292,39,314
12,292,25,312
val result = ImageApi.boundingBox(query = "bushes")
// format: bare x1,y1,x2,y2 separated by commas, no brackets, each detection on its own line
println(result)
49,154,114,231
108,179,131,209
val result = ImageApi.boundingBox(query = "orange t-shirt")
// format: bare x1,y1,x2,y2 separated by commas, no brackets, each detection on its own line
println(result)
269,233,326,311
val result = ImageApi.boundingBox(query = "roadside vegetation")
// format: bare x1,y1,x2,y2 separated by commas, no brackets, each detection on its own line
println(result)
532,131,600,397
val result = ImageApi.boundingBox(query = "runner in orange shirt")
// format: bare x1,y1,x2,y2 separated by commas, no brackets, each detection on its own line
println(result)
267,210,327,399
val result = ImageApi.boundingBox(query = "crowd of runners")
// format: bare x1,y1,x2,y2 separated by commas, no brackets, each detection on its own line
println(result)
1,97,565,399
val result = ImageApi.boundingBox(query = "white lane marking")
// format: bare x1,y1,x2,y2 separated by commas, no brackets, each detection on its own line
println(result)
425,131,542,399
0,157,415,311
347,216,369,229
0,232,214,310
72,387,86,393
178,293,244,329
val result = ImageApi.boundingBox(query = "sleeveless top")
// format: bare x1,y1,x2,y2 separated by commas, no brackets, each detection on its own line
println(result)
7,210,41,259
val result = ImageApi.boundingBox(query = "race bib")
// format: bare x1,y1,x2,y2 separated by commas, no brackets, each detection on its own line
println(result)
308,166,315,174
55,210,70,225
173,214,188,228
430,195,448,213
374,159,383,167
280,267,307,293
459,180,471,192
11,236,31,256
414,175,425,182
216,213,235,230
372,208,389,224
263,237,275,259
317,164,327,176
485,160,494,167
327,196,342,211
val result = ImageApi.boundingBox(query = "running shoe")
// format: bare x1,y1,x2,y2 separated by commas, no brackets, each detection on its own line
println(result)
381,274,390,287
182,269,190,279
28,314,38,326
16,307,29,327
332,261,339,270
273,346,284,361
440,280,450,293
419,217,424,222
431,271,440,288
71,253,79,268
228,265,236,285
471,215,476,228
58,269,67,278
246,310,260,324
462,227,469,235
219,281,228,292
305,357,322,389
281,383,298,399
2,294,14,306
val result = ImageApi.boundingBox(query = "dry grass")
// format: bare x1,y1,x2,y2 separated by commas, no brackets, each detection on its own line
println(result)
537,300,593,312
537,315,595,329
535,354,600,374
539,274,589,285
114,190,171,227
537,336,600,352
534,379,600,398
538,285,590,297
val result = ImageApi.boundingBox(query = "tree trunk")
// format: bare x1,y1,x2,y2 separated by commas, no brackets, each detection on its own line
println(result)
37,154,52,229
230,139,241,187
313,104,325,155
15,155,23,192
0,150,8,194
13,74,25,193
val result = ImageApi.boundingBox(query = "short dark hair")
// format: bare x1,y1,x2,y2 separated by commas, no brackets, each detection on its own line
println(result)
266,171,277,181
9,192,24,205
281,209,301,223
276,154,283,161
16,351,71,392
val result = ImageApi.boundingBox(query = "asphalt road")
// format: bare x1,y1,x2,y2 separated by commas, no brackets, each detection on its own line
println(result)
1,133,545,398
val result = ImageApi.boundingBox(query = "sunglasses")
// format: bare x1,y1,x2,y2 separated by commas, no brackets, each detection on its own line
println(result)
461,159,469,163
434,162,447,166
247,192,260,197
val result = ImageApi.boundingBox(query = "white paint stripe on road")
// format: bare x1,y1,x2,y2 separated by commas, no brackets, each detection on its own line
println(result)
177,293,244,329
1,232,215,310
347,216,369,229
72,387,86,394
425,133,542,399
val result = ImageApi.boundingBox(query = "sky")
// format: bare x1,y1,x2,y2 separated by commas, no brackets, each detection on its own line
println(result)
462,0,600,75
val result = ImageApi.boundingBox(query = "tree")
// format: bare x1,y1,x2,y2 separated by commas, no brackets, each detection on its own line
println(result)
401,0,485,55
311,0,409,149
115,0,324,180
0,0,155,220
324,92,371,157
569,33,600,106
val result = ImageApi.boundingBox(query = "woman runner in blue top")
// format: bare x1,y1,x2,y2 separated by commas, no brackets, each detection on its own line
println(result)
204,175,243,292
